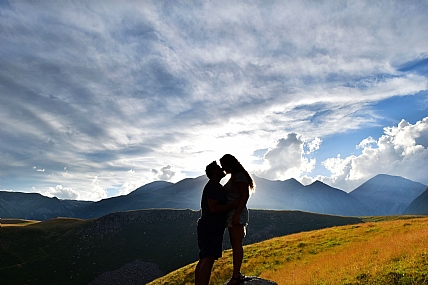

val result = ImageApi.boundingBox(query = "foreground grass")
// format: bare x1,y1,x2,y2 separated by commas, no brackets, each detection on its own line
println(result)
148,216,428,285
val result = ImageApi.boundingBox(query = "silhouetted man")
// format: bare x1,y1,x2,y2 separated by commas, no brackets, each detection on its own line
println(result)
195,161,238,285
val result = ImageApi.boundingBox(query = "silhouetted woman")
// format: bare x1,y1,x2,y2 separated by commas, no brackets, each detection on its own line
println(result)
220,154,255,284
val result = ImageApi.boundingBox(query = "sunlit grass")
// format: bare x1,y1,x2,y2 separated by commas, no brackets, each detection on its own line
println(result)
148,217,428,285
261,218,428,284
0,219,40,227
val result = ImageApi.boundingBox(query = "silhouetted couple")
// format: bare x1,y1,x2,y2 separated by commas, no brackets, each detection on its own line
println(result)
195,154,255,285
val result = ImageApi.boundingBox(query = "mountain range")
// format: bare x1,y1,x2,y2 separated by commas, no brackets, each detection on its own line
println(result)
0,174,426,220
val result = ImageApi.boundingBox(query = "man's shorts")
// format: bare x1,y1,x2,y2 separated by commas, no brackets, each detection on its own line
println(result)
197,219,225,260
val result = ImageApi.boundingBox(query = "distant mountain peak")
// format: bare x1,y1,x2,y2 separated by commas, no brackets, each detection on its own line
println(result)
287,177,301,184
370,174,416,183
350,174,427,215
308,180,331,188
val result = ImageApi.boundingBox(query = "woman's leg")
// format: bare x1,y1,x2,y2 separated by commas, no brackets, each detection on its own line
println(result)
228,224,245,279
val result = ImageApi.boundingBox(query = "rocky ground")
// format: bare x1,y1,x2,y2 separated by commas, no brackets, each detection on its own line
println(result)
223,277,278,285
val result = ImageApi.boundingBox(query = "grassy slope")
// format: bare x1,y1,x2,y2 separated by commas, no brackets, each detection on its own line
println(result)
148,216,428,285
0,210,363,285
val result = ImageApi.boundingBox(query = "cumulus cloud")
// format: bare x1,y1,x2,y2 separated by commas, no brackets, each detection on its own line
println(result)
255,133,318,181
306,137,322,154
151,165,177,181
320,117,428,191
45,185,80,200
86,176,108,201
118,181,140,196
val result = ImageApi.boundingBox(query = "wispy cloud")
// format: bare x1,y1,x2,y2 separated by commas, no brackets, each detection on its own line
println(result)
1,0,427,200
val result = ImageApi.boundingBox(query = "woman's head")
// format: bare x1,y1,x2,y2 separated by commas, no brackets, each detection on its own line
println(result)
219,154,240,174
220,154,255,191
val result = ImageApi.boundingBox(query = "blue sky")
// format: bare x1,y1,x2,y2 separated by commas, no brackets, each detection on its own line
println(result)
1,0,428,201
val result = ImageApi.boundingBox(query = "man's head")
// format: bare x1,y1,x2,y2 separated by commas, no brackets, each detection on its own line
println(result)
205,161,225,181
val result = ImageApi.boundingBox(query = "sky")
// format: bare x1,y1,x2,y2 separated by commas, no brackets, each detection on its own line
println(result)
1,0,428,201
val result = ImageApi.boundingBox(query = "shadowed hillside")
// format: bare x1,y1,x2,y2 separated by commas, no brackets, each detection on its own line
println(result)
0,209,363,285
0,191,91,220
404,187,428,215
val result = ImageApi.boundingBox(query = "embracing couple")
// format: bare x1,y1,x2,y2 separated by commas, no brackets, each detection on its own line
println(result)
195,154,255,285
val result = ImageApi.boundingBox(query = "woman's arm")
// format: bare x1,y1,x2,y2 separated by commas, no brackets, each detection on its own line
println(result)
232,182,249,225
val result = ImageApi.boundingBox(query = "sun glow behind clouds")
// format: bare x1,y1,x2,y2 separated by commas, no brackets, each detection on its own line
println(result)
1,0,427,200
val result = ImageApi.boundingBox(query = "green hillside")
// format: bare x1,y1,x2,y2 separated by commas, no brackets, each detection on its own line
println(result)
148,216,428,285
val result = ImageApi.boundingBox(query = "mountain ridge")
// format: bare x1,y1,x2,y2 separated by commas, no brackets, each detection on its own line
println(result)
349,174,427,215
1,174,426,220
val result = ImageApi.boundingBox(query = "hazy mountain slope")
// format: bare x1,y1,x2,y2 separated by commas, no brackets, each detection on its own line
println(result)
127,181,174,196
78,181,174,218
249,177,380,216
403,187,428,215
78,178,206,219
0,191,91,220
0,209,362,285
349,174,427,215
2,174,425,220
149,175,208,209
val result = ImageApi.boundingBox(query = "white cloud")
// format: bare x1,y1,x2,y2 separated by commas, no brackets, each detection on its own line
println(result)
33,167,45,172
151,165,184,182
357,137,377,149
45,185,80,200
306,137,322,154
84,176,108,201
255,133,317,181
320,117,428,191
119,180,144,196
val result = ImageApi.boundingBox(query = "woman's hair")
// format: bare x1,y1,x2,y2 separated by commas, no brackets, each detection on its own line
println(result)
220,154,255,192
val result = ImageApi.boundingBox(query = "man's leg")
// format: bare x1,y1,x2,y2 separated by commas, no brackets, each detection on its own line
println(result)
195,257,215,285
195,260,202,285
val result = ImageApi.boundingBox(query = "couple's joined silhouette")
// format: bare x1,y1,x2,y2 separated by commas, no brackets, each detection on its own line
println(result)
195,154,255,285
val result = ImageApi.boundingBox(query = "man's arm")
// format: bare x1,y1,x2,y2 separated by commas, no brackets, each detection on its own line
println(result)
208,199,238,213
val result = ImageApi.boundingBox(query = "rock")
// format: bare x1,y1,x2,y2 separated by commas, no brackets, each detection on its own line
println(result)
223,276,278,285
